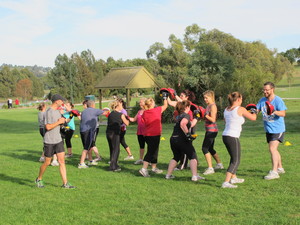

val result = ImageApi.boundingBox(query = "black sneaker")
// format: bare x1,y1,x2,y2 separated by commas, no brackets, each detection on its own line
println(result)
35,178,45,188
61,182,76,189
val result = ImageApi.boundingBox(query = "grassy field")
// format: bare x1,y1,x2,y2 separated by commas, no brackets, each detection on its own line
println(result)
0,71,300,224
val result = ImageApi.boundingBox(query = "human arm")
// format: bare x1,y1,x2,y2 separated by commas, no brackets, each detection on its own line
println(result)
45,117,66,130
121,114,129,126
238,107,257,121
205,104,217,123
167,97,177,107
161,99,168,113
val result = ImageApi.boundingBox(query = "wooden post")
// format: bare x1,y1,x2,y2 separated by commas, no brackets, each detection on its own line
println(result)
126,89,130,107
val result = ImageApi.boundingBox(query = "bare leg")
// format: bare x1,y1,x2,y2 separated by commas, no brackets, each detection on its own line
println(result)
189,159,198,176
67,147,72,155
204,153,213,168
269,141,282,171
125,146,132,156
212,153,222,164
166,159,177,176
80,150,88,164
57,152,67,184
37,157,52,180
92,146,100,158
142,161,149,169
139,148,145,160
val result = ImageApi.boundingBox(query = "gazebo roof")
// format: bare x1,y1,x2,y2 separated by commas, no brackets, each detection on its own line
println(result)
95,66,160,89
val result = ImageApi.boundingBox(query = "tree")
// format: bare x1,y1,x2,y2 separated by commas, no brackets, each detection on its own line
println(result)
15,79,32,102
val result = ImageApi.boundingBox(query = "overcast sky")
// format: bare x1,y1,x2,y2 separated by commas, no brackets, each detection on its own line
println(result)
0,0,299,67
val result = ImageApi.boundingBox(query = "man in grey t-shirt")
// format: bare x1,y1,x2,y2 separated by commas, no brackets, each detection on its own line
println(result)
35,94,75,189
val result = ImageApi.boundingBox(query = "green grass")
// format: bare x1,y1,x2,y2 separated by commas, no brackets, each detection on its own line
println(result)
1,70,300,224
276,65,300,98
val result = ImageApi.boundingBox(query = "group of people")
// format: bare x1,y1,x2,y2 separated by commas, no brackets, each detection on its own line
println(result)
35,81,287,189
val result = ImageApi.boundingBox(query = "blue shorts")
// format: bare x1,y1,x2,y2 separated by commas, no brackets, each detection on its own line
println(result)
266,132,284,143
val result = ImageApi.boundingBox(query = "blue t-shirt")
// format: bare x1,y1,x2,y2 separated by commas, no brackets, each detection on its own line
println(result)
257,95,287,133
80,108,104,132
63,111,75,130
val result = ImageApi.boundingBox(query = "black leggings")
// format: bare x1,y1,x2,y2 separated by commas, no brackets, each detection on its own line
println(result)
106,131,120,171
144,136,160,164
222,135,241,174
137,135,146,149
120,130,129,149
202,132,218,155
170,136,197,162
65,129,74,148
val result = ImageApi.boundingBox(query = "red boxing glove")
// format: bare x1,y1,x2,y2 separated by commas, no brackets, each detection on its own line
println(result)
71,109,80,117
167,88,177,99
265,101,274,115
198,106,206,119
246,104,257,114
190,103,198,112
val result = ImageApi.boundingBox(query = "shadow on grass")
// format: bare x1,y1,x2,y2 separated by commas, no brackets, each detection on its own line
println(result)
1,149,41,162
0,173,35,187
0,119,36,134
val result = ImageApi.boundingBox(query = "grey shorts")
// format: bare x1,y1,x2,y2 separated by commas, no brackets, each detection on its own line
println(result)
44,141,65,157
266,132,284,143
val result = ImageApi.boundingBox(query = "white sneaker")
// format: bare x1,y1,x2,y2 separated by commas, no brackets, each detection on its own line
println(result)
124,155,134,160
51,160,59,166
191,174,205,181
88,160,98,166
94,157,102,162
152,168,163,174
39,157,45,162
222,182,238,188
230,177,245,184
165,174,175,179
78,163,89,169
214,163,224,170
203,168,215,175
277,168,285,174
134,159,143,165
264,170,280,180
139,168,150,177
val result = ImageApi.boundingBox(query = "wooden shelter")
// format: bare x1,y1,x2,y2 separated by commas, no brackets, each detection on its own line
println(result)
95,66,160,108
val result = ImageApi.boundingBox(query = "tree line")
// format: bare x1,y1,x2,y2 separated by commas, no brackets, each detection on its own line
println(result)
0,24,295,108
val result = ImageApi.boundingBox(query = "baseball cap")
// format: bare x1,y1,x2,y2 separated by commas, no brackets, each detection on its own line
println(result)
51,94,66,102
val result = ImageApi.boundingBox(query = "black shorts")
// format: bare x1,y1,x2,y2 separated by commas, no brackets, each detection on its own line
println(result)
44,141,64,157
81,130,95,150
266,132,284,143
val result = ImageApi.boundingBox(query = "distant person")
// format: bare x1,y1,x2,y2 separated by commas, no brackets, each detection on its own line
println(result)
165,100,205,181
35,94,75,188
37,102,46,162
201,90,224,175
78,100,108,168
15,98,19,106
139,96,168,177
7,98,12,109
222,92,257,188
129,98,146,165
106,100,130,171
117,98,134,161
256,82,287,180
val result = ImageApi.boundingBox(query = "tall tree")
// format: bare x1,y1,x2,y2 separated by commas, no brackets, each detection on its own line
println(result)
15,79,32,102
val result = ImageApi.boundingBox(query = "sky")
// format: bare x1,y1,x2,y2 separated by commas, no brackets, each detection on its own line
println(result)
0,0,299,67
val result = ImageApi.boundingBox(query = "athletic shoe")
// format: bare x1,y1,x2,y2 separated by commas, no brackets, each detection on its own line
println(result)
35,178,45,188
65,153,73,158
203,168,215,175
88,160,98,166
124,155,134,160
173,167,180,171
191,174,206,181
51,160,59,166
151,168,163,174
277,168,285,174
39,157,45,162
61,182,76,189
134,159,143,165
264,170,280,180
139,168,150,177
113,168,121,172
78,163,89,169
230,177,245,184
94,157,102,162
108,161,111,164
165,174,175,179
214,163,224,170
222,182,238,188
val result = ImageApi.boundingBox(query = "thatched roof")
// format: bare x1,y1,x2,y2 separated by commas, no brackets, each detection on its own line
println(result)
95,66,160,89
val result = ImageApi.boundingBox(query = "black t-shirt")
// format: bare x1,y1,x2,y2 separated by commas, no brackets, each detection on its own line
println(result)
106,111,123,134
172,112,191,138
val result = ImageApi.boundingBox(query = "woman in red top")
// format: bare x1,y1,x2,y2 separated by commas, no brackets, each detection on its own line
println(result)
139,97,168,177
